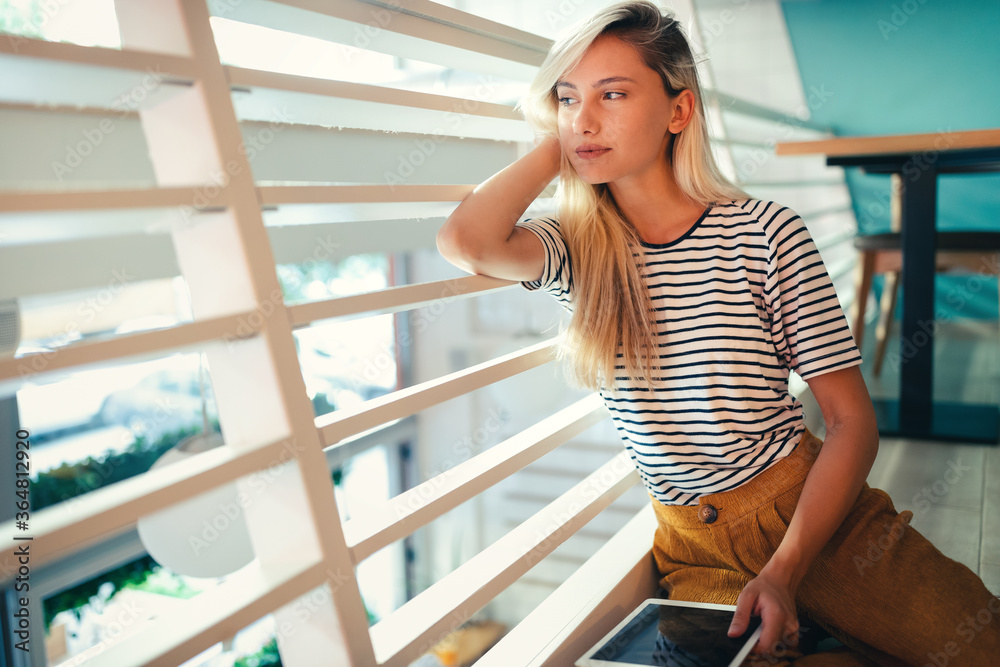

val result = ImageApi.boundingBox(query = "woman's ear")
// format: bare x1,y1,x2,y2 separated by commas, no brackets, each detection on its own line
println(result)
668,89,696,134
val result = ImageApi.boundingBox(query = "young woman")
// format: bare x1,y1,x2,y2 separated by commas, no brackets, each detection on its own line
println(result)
436,1,1000,663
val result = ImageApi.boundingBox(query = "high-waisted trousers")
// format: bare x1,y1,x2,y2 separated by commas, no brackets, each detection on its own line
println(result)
650,427,1000,666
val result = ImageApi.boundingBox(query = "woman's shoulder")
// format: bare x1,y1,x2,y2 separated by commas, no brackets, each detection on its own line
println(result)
719,198,804,229
515,216,569,257
717,197,789,214
516,215,563,235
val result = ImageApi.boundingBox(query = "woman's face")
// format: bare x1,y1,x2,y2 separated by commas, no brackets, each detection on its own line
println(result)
554,34,692,188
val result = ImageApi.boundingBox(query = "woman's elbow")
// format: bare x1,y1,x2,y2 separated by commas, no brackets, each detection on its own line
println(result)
436,222,481,272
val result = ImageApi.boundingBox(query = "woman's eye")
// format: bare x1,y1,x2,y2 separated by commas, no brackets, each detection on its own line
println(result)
604,91,625,100
557,96,577,106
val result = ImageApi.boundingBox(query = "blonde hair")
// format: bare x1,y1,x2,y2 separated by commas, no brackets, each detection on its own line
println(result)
517,0,751,393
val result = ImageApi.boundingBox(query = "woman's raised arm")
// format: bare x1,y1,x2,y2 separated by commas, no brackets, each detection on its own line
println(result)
436,136,562,283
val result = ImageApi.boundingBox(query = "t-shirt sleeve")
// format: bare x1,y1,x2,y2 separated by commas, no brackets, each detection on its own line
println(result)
762,205,862,380
514,217,573,308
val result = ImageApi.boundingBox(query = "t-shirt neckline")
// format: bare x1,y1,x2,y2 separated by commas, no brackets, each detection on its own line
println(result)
638,202,714,249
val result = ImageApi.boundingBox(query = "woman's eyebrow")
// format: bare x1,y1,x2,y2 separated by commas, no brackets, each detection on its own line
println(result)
555,76,637,90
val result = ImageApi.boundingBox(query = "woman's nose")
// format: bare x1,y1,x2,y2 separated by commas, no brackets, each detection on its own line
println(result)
572,100,598,135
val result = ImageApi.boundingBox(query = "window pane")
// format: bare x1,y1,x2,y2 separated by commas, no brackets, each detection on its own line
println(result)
0,0,121,48
281,253,398,418
18,352,218,507
335,444,406,625
433,0,612,39
211,16,526,103
42,557,218,666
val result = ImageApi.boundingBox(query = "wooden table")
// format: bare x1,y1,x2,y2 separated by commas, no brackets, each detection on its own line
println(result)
776,128,1000,443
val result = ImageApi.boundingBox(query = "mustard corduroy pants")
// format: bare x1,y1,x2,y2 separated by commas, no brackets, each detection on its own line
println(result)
650,427,1000,667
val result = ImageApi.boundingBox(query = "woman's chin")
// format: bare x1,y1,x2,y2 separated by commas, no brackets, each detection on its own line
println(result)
571,168,613,186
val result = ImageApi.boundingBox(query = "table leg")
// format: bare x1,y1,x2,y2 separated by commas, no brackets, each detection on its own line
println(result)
870,165,999,443
896,164,937,435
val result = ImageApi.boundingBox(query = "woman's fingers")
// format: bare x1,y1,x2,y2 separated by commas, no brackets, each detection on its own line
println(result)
728,587,756,637
783,620,800,647
756,600,788,655
731,580,800,656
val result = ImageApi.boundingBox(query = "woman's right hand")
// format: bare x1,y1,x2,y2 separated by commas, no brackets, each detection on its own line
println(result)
435,135,562,282
534,133,563,161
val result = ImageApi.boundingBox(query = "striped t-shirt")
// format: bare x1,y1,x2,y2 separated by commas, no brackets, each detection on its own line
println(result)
516,198,862,506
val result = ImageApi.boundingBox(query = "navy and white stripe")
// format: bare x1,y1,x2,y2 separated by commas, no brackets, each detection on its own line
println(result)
516,198,862,506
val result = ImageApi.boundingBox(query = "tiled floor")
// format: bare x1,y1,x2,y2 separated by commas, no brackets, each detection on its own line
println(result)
851,318,1000,595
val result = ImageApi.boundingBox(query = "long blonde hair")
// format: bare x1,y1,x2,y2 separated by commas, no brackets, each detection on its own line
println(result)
517,0,751,393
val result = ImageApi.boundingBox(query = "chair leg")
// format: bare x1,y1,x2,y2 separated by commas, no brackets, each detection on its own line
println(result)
873,271,900,377
851,251,876,355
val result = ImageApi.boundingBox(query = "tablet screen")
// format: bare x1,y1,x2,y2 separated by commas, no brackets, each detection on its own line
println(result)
588,602,762,666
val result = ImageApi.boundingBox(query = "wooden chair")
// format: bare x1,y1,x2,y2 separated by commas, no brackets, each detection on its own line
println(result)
851,176,1000,375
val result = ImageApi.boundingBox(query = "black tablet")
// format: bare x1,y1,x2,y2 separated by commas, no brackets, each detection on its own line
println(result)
576,598,762,667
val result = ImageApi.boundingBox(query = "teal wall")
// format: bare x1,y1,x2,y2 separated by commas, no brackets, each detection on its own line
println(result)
779,0,999,319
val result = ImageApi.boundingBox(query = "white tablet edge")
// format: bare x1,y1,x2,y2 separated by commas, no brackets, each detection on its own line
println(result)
575,598,762,667
730,624,764,666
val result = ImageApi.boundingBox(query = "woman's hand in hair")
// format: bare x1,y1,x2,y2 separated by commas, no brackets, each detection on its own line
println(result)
436,135,561,282
533,132,560,149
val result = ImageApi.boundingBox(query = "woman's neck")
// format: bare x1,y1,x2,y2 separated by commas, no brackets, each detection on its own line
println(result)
608,162,707,245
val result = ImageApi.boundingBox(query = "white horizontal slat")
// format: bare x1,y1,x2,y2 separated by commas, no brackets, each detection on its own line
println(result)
0,102,522,191
0,206,185,247
0,98,145,120
0,437,292,578
708,90,831,135
0,217,446,300
818,241,856,277
318,339,558,445
227,66,529,140
813,229,856,252
743,183,852,216
499,497,648,547
0,186,228,213
731,145,844,184
800,205,855,224
0,104,159,193
344,394,607,562
333,0,550,52
214,0,549,81
742,179,844,188
0,233,181,301
476,506,658,667
724,114,832,146
0,209,440,255
0,38,196,110
0,313,260,393
288,275,516,326
835,291,857,321
250,124,522,186
264,195,558,226
827,256,858,285
323,417,416,469
258,183,474,205
28,530,146,601
369,450,640,667
84,558,328,667
263,195,557,227
0,213,463,299
0,34,197,75
262,201,458,225
270,217,444,265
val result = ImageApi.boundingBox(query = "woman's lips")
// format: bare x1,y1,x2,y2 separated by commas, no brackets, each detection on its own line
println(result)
575,146,611,160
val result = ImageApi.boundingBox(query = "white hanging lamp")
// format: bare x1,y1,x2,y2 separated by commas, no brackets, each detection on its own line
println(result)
136,354,255,578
